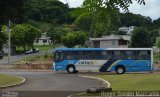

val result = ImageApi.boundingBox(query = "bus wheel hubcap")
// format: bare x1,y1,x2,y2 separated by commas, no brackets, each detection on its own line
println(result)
118,68,123,73
69,67,74,72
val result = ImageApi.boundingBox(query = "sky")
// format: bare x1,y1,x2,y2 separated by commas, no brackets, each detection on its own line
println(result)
59,0,160,20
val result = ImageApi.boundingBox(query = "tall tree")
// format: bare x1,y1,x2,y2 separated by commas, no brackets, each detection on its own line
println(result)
120,12,152,27
81,0,145,37
153,18,160,29
47,25,72,44
130,27,152,48
0,0,26,24
0,27,7,50
24,0,70,24
11,24,40,50
62,31,87,48
0,0,26,51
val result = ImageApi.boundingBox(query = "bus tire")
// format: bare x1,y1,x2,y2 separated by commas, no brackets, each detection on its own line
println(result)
66,65,77,74
115,65,125,74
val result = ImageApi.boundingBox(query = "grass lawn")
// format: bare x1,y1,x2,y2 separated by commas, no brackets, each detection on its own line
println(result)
34,45,54,51
0,74,23,87
97,74,160,91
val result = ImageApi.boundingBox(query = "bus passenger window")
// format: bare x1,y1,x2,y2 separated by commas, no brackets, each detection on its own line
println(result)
101,51,108,59
64,52,75,60
113,51,121,59
66,54,72,59
81,51,91,59
55,52,63,61
107,51,114,59
138,51,148,60
126,51,134,59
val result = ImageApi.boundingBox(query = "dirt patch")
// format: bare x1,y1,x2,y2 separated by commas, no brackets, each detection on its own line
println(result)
154,63,160,68
0,61,53,70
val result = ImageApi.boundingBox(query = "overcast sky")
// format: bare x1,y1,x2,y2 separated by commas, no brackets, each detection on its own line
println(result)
59,0,160,20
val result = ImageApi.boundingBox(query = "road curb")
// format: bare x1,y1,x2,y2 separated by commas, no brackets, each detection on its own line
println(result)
79,75,110,88
68,75,111,97
67,92,86,97
0,69,53,72
0,76,25,88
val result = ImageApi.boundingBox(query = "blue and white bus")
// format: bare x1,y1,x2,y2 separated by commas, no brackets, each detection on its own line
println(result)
53,48,153,74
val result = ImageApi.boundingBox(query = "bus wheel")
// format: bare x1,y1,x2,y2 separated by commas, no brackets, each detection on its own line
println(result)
67,65,76,74
115,66,125,74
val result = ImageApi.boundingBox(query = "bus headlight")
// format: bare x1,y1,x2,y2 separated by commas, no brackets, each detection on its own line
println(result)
53,62,56,70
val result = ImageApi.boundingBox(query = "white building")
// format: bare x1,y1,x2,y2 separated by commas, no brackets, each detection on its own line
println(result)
119,26,135,35
90,34,131,48
34,32,52,45
3,44,16,54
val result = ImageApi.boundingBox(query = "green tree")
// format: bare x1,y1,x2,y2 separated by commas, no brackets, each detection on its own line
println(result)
156,39,160,49
130,27,152,48
11,24,40,50
24,25,41,49
47,25,72,44
75,32,87,46
62,32,87,48
75,14,92,32
115,30,127,35
0,0,26,24
80,0,145,37
149,30,159,46
0,26,7,50
153,18,160,29
24,0,70,24
62,32,76,48
0,0,26,50
11,24,27,48
120,12,152,27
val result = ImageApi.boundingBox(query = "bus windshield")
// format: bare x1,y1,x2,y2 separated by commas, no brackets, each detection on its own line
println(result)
55,51,63,61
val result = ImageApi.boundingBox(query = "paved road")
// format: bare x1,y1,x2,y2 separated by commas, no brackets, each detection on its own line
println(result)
0,71,101,97
0,49,53,64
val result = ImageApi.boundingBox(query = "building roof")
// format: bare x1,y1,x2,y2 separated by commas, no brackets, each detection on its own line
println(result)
119,26,129,31
90,34,131,41
35,32,51,40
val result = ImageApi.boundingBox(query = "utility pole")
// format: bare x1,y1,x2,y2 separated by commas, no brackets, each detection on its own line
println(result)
7,20,11,65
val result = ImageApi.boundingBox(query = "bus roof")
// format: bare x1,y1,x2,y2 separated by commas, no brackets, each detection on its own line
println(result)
54,48,153,52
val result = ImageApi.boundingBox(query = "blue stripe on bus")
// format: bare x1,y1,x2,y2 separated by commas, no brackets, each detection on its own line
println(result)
108,60,151,72
99,59,117,72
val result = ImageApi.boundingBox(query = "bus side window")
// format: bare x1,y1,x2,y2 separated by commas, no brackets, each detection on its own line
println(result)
139,51,149,60
74,52,79,59
55,52,63,61
90,51,96,59
120,51,125,59
65,51,74,60
81,51,86,60
147,51,151,59
85,51,91,59
95,51,103,59
102,51,107,59
107,51,114,59
66,54,72,60
113,51,121,59
79,51,89,59
126,51,134,59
